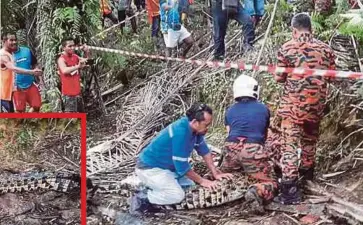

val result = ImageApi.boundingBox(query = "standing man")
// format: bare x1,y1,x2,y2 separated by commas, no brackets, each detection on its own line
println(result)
211,0,255,61
220,74,277,210
0,32,42,113
268,13,336,204
130,103,233,214
146,0,162,52
57,37,89,113
100,0,118,26
179,0,191,26
160,0,194,60
243,0,265,27
13,39,43,112
117,0,138,34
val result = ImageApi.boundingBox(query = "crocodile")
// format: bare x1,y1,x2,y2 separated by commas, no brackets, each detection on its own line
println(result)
0,167,251,212
0,171,82,195
92,159,252,211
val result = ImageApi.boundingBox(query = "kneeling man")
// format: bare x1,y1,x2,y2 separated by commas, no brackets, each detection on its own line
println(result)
130,103,233,214
220,75,278,208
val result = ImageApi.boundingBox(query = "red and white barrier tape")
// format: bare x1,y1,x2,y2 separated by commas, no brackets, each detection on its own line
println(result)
80,45,363,79
92,10,146,39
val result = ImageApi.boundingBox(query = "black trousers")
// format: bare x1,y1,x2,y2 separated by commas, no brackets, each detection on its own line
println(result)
118,9,137,33
102,12,118,27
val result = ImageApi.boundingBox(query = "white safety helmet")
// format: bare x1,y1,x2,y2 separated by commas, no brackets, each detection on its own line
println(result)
232,74,260,100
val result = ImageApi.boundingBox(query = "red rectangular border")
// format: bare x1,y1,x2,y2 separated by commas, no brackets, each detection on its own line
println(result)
0,113,87,225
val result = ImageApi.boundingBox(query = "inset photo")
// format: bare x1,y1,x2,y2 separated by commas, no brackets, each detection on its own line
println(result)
0,117,85,225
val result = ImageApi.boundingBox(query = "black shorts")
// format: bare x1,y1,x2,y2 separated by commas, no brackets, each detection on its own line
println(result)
62,95,85,113
0,100,14,113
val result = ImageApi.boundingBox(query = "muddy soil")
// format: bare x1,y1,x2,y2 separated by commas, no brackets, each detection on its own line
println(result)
0,191,80,225
86,175,363,225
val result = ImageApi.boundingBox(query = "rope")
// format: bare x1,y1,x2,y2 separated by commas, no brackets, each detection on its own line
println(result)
91,9,146,39
76,45,363,79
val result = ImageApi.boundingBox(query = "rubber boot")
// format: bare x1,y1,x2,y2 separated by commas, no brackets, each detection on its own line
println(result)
181,42,192,58
240,34,255,54
152,36,160,53
299,167,314,181
130,17,138,34
299,166,314,187
129,190,158,215
245,186,265,215
251,15,257,26
273,179,301,205
165,48,172,68
255,15,262,27
274,165,282,179
241,43,254,54
213,55,224,62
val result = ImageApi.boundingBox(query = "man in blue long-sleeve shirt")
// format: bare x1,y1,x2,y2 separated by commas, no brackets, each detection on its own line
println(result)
130,103,233,214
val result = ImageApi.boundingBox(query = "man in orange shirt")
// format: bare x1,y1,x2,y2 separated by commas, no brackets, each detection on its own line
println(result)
57,37,89,113
100,0,118,26
0,32,42,113
146,0,162,52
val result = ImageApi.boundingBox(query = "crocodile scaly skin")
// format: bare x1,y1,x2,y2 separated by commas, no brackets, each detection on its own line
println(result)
0,172,81,195
95,172,250,210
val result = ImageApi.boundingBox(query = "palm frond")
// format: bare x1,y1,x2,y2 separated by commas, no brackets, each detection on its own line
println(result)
311,11,326,33
334,0,351,13
338,8,363,41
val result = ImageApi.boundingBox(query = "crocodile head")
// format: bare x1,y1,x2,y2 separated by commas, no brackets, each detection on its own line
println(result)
163,173,251,210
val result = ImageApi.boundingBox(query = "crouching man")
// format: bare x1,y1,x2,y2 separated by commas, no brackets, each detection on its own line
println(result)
130,103,233,215
220,75,277,210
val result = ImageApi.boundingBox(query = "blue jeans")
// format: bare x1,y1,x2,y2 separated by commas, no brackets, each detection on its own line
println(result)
212,0,255,58
243,0,265,16
178,0,190,14
151,15,160,37
0,100,14,112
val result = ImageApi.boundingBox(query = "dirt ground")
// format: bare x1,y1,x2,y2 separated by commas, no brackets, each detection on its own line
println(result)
85,164,363,225
85,112,363,225
0,119,81,225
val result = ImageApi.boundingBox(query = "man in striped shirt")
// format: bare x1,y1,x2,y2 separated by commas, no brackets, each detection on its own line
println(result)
130,103,233,214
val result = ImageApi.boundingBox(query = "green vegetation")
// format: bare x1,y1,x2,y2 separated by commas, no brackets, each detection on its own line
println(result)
0,119,80,162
